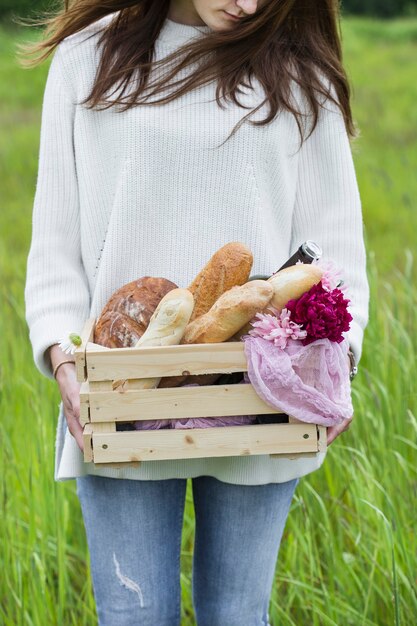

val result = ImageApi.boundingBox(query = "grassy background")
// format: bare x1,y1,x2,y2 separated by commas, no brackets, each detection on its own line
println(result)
1,17,416,625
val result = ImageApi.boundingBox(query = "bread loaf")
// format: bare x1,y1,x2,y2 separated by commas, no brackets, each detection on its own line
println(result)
94,276,177,347
113,289,194,391
230,263,324,340
136,288,194,348
187,242,253,322
158,242,253,388
267,263,323,311
160,278,272,387
94,310,143,348
182,280,273,344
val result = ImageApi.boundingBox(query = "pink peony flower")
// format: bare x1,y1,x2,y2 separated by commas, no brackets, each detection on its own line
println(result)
247,307,307,349
313,257,349,294
286,280,352,345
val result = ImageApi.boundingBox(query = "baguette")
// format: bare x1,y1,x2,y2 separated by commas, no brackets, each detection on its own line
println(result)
182,280,273,344
230,263,324,340
113,288,194,391
187,242,253,321
267,263,323,311
136,288,194,348
158,242,253,387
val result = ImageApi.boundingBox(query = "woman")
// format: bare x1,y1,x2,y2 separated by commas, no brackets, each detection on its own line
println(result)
22,0,369,624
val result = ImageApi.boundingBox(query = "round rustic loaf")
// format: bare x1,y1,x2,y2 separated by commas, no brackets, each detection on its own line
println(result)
94,276,178,348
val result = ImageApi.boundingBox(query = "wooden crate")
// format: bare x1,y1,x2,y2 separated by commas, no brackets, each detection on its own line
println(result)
75,318,327,466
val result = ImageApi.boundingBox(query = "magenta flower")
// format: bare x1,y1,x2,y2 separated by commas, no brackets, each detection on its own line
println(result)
286,280,352,345
248,307,307,349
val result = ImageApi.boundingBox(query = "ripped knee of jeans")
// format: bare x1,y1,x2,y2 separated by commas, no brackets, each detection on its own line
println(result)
113,552,144,608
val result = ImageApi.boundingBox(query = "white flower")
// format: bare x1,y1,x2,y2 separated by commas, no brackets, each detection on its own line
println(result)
58,332,82,355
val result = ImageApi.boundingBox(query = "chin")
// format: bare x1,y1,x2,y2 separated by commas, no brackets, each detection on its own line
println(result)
201,10,236,31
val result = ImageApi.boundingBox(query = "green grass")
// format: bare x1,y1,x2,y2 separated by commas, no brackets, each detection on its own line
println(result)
341,18,417,281
1,17,417,626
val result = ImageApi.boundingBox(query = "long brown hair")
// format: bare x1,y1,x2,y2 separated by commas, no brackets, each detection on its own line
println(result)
17,0,357,146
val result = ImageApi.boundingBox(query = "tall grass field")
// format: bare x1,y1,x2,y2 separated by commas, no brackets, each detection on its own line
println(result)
1,17,416,625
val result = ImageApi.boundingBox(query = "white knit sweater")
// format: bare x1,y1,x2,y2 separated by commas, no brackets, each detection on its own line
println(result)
25,15,369,483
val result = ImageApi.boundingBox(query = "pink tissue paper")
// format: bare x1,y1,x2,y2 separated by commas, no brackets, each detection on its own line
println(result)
242,335,353,426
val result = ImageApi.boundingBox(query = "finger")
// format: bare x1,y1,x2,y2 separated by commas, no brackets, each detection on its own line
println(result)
67,388,81,419
69,418,85,452
62,386,82,421
326,426,338,446
65,411,85,452
327,418,352,446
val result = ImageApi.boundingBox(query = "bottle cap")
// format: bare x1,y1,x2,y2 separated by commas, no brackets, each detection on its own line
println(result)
302,240,322,261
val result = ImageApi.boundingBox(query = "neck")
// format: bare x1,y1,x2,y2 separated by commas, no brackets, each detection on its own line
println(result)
168,0,206,27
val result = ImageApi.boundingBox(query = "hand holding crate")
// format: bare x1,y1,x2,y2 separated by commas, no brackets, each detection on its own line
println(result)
67,241,353,465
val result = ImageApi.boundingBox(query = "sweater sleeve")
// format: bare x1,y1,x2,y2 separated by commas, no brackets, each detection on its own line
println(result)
24,45,91,380
289,90,370,365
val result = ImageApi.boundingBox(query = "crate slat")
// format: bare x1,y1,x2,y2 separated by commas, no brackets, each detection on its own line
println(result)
270,424,327,458
92,423,320,463
317,425,327,452
86,342,247,381
74,318,96,382
79,318,329,463
87,382,281,422
79,381,90,425
83,424,93,462
269,451,318,459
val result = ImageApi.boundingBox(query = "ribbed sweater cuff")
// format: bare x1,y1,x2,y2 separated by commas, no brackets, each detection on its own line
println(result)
29,315,87,380
346,320,364,367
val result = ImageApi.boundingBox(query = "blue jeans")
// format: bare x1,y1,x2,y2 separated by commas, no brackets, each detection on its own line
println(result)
76,474,299,626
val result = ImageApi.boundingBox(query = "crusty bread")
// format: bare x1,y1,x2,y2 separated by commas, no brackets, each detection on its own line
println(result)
158,242,253,388
182,280,273,344
136,289,194,347
113,289,194,391
230,263,324,341
94,310,144,348
267,263,323,311
94,276,177,347
187,242,253,322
